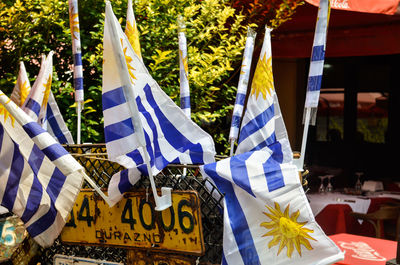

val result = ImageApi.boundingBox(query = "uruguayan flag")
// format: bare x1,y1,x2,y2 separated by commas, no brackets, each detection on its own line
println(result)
178,16,190,118
125,0,142,60
229,27,256,145
103,2,215,206
22,52,53,123
200,150,344,265
10,61,31,107
304,0,330,124
68,0,84,102
236,27,292,164
0,91,83,248
44,92,74,144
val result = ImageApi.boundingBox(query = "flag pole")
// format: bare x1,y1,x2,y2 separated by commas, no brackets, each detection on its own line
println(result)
228,27,256,156
106,1,171,211
68,0,84,144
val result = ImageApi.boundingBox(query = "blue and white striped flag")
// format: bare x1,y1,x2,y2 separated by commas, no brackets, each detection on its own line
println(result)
236,27,292,164
178,15,190,118
0,91,83,247
303,0,330,125
229,27,256,151
68,0,84,103
44,92,75,144
10,61,31,107
200,150,344,265
22,52,53,123
103,2,215,206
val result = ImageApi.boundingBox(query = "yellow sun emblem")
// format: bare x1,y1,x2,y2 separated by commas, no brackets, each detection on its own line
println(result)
179,49,188,77
69,6,80,40
125,21,142,59
0,94,15,126
42,74,52,108
240,64,246,75
260,202,316,258
19,81,31,107
121,39,137,83
251,53,274,100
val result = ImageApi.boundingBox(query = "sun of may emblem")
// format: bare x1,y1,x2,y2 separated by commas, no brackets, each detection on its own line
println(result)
260,202,316,258
0,94,15,126
121,38,137,83
125,21,141,59
69,6,80,40
42,74,52,108
19,81,30,107
251,53,274,100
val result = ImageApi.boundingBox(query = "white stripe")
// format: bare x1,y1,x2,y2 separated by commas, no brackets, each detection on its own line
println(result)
305,90,321,108
103,102,132,127
309,60,325,76
73,65,83,78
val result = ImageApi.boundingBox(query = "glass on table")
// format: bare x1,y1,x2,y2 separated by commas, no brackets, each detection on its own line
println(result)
318,175,327,193
326,175,334,193
355,172,363,193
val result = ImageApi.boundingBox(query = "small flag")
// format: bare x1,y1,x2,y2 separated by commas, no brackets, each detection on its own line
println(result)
236,27,292,164
0,91,83,247
303,0,330,125
200,150,344,264
229,27,256,151
103,2,216,206
125,0,142,60
22,52,53,124
177,15,190,118
10,61,31,107
68,0,84,103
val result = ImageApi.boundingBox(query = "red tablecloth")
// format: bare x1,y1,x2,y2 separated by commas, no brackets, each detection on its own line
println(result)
315,197,396,236
330,233,397,265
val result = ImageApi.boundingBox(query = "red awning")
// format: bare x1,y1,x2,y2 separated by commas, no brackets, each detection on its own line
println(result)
271,2,400,58
306,0,400,15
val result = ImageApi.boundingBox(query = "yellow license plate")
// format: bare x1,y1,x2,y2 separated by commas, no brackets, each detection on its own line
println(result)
61,190,204,255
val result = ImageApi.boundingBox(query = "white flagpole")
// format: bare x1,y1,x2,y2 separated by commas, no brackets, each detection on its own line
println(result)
106,1,171,211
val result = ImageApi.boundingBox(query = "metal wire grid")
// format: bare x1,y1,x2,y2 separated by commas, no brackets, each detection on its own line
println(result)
37,144,224,264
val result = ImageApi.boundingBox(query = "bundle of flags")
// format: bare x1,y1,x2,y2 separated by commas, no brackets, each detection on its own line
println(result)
102,1,215,206
0,92,83,247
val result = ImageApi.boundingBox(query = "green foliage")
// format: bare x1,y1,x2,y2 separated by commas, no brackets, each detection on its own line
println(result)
0,0,301,154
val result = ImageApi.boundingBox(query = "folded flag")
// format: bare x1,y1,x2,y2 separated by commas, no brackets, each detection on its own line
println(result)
10,61,31,107
236,27,292,164
103,2,216,206
0,91,83,247
200,150,344,264
125,0,142,60
177,15,190,118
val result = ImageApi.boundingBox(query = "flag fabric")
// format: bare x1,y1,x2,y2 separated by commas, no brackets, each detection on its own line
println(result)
200,150,344,265
0,91,84,248
10,61,31,107
177,16,190,118
229,27,256,144
68,0,84,103
103,2,216,206
44,92,75,144
22,52,53,123
303,0,330,125
125,0,142,60
236,27,292,164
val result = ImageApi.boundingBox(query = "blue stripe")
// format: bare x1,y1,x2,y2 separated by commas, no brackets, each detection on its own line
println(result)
24,98,41,117
74,53,82,66
0,125,24,212
180,96,191,109
238,103,274,144
231,115,241,129
307,75,322,92
21,145,45,222
203,162,260,264
262,156,285,192
102,87,127,111
143,84,205,164
222,254,228,265
230,152,255,197
42,143,69,161
46,167,67,202
104,118,135,143
23,122,46,139
118,169,131,195
74,77,84,91
126,149,144,168
234,93,246,106
311,45,325,61
46,104,68,144
26,200,57,238
249,133,277,154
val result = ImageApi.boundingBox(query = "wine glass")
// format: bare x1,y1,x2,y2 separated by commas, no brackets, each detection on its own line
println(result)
326,175,334,193
318,175,326,193
355,172,363,192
